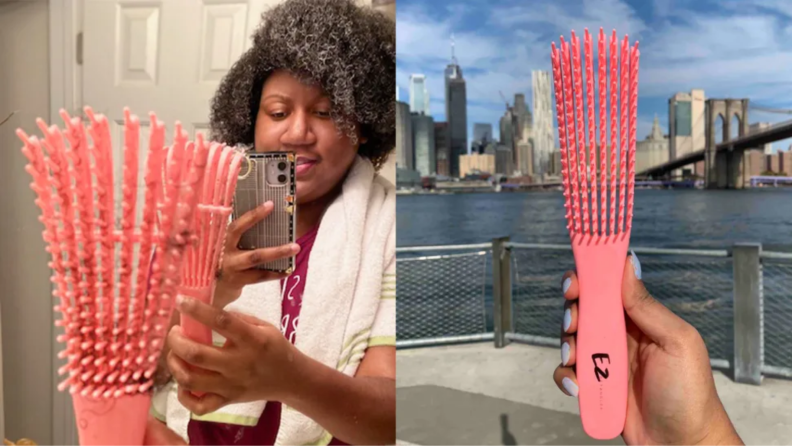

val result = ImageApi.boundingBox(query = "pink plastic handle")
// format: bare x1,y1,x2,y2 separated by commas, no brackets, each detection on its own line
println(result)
572,237,629,439
72,393,150,445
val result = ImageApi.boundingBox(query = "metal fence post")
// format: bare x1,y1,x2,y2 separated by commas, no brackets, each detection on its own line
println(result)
732,243,763,385
492,237,512,348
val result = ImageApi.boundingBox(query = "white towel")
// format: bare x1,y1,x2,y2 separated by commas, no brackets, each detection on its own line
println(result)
152,155,396,445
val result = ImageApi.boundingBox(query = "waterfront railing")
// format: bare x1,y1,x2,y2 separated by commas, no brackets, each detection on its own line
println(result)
396,239,792,385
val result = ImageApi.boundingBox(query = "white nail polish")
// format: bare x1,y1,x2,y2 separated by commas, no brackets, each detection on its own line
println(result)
561,342,570,366
563,308,571,332
562,377,579,397
562,277,571,294
630,250,642,280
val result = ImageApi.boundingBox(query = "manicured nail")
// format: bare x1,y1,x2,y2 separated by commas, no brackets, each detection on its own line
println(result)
630,250,642,280
562,377,579,397
563,308,571,332
561,342,570,366
262,201,274,210
562,277,571,294
290,243,301,254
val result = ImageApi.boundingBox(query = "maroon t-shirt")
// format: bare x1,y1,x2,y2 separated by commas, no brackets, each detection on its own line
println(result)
187,225,346,445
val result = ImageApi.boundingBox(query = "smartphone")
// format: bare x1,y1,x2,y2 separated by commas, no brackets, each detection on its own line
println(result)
231,151,296,273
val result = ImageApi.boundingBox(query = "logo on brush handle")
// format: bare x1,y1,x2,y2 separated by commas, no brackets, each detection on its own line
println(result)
592,353,611,382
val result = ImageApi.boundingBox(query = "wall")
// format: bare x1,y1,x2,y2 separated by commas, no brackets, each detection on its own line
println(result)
0,1,54,444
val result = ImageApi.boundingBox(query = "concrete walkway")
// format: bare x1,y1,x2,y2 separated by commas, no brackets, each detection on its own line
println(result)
397,342,792,445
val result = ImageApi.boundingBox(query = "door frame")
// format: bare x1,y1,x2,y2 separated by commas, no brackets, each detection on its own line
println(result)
47,2,82,443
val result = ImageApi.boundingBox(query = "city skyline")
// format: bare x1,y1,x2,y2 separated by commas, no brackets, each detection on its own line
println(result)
396,0,792,153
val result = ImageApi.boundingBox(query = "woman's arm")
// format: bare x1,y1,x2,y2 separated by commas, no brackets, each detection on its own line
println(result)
283,346,396,445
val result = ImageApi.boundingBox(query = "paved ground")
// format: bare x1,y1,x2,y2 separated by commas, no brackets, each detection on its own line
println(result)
396,342,792,445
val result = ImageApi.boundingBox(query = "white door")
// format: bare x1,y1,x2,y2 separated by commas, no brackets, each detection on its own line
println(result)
81,0,390,192
82,0,284,146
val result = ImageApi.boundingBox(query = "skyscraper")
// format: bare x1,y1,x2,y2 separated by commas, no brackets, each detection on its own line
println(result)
445,35,467,177
512,93,533,176
500,107,515,152
395,101,414,170
669,89,705,177
409,74,430,115
411,113,436,176
434,122,450,177
532,70,554,180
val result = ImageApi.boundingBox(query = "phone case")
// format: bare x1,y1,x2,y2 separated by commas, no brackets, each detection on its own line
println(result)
232,151,296,273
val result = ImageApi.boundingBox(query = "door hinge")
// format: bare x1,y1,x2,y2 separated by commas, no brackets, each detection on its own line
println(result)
76,31,83,66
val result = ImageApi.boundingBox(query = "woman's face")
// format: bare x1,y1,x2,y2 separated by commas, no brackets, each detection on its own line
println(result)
254,70,362,204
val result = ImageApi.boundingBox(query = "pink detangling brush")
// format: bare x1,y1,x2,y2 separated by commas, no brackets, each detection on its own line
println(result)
551,28,640,440
17,107,205,445
177,136,243,352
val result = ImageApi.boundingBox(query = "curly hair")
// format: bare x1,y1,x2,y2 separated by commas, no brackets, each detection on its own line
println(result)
209,0,396,169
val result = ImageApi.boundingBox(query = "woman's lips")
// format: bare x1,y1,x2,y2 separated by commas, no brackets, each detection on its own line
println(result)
295,158,317,176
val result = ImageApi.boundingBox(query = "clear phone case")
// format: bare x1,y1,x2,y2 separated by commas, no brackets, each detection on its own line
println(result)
231,151,296,273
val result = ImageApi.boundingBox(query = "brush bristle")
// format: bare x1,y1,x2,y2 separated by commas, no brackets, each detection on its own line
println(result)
17,107,241,397
550,29,640,243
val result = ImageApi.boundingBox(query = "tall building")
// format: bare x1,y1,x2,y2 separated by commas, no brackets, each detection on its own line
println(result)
532,71,554,180
409,74,430,115
411,113,436,176
445,35,467,177
669,89,705,177
512,93,533,176
434,122,450,177
495,144,515,176
635,115,670,173
471,123,493,154
395,101,414,170
500,108,514,152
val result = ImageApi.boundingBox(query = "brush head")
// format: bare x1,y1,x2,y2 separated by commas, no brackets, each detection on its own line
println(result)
551,29,640,245
178,135,244,293
18,107,210,398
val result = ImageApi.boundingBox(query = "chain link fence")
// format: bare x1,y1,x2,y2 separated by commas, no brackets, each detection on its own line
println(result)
396,247,492,344
396,241,791,381
761,258,792,371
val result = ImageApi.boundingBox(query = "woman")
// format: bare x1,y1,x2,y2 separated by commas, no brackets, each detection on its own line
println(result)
554,253,744,445
148,1,396,444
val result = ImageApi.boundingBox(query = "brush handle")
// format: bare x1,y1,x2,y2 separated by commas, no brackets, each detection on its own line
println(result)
72,393,150,445
572,238,629,440
179,287,214,345
178,286,214,397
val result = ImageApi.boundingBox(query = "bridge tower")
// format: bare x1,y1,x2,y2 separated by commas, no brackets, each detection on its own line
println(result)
704,99,750,189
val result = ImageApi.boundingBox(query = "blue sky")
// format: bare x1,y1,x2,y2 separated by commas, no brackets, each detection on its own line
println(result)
396,0,792,152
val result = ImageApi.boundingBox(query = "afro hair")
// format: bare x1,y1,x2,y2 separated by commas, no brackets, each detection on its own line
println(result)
209,0,396,169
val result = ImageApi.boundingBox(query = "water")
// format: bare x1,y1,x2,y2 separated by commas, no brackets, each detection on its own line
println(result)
397,188,792,251
396,189,792,368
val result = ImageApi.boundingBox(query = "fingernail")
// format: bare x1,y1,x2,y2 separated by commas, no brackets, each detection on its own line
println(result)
562,377,579,397
630,250,642,280
262,201,273,210
177,295,192,309
290,243,300,254
563,308,571,332
561,342,570,366
562,277,571,294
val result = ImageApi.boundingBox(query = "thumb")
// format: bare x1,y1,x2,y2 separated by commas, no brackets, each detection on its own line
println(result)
622,251,692,348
